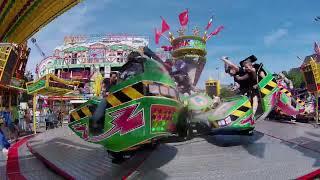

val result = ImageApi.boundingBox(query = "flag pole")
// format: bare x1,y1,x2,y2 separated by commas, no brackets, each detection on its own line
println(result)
187,8,190,34
160,34,170,41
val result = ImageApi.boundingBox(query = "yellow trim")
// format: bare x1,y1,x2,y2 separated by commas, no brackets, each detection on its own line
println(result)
261,88,271,95
232,110,246,117
106,94,122,107
5,0,81,44
268,81,277,87
71,111,80,121
81,107,92,117
122,86,144,99
0,0,30,36
243,100,252,108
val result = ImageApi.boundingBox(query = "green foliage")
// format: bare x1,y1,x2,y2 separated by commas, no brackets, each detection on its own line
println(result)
284,68,304,88
220,87,236,98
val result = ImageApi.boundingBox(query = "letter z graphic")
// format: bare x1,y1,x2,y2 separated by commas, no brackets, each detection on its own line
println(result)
90,104,144,142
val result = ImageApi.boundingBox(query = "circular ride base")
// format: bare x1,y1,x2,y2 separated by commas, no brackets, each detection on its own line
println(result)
1,120,320,179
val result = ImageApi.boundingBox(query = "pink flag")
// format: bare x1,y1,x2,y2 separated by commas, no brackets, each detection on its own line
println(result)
155,28,161,44
179,9,189,26
314,42,320,56
161,45,173,51
205,16,213,31
207,25,224,40
161,17,170,33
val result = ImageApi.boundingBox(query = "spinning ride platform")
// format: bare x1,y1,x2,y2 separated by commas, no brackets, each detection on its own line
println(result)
301,56,320,124
3,120,319,180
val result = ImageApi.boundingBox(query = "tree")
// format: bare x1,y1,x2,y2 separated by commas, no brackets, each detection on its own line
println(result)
284,68,304,88
220,87,236,98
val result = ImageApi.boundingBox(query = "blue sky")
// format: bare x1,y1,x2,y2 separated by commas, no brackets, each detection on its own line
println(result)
28,0,320,87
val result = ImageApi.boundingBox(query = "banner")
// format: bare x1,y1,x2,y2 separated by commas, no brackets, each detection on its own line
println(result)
26,80,46,94
173,38,206,51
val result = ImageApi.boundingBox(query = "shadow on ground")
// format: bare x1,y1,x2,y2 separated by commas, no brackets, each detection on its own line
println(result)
135,144,178,180
205,131,266,158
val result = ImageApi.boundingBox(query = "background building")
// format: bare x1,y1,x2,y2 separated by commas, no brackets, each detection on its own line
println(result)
36,34,149,110
38,34,148,78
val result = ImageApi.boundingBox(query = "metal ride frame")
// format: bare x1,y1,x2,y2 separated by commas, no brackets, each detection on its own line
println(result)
301,57,320,125
26,74,79,134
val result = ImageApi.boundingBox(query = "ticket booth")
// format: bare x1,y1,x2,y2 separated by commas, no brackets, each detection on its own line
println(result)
205,78,220,97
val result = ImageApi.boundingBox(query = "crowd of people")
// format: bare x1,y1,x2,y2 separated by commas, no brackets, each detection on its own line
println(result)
0,104,66,155
0,107,22,154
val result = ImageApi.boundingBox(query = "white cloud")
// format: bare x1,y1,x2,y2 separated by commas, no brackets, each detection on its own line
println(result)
264,28,288,46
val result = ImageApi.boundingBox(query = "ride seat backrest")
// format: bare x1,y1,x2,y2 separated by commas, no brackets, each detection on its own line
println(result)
120,58,145,80
255,63,267,83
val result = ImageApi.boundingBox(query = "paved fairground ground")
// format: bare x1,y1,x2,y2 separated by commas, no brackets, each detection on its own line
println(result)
0,119,320,180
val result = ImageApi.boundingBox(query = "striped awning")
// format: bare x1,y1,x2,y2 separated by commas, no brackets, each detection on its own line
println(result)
0,0,81,44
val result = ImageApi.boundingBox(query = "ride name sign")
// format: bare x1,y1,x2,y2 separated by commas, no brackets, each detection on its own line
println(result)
172,38,206,51
26,79,46,94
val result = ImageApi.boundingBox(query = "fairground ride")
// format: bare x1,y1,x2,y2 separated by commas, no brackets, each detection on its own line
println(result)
300,55,320,125
154,12,224,89
0,0,82,132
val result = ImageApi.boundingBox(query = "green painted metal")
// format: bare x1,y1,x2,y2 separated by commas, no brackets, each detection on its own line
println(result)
258,69,278,113
64,46,89,52
109,44,133,51
109,59,175,93
69,57,183,152
207,96,249,122
26,79,46,94
98,97,180,152
182,93,213,111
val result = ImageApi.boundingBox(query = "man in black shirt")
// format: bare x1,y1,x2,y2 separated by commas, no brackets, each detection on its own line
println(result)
222,55,265,119
239,55,266,119
222,56,250,95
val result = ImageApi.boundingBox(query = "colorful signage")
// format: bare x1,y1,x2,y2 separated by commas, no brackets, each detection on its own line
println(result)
89,48,105,61
173,38,206,51
27,79,46,93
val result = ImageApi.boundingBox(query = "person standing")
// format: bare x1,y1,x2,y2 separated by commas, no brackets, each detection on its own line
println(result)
3,108,18,142
18,108,25,131
0,123,10,155
24,109,32,132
